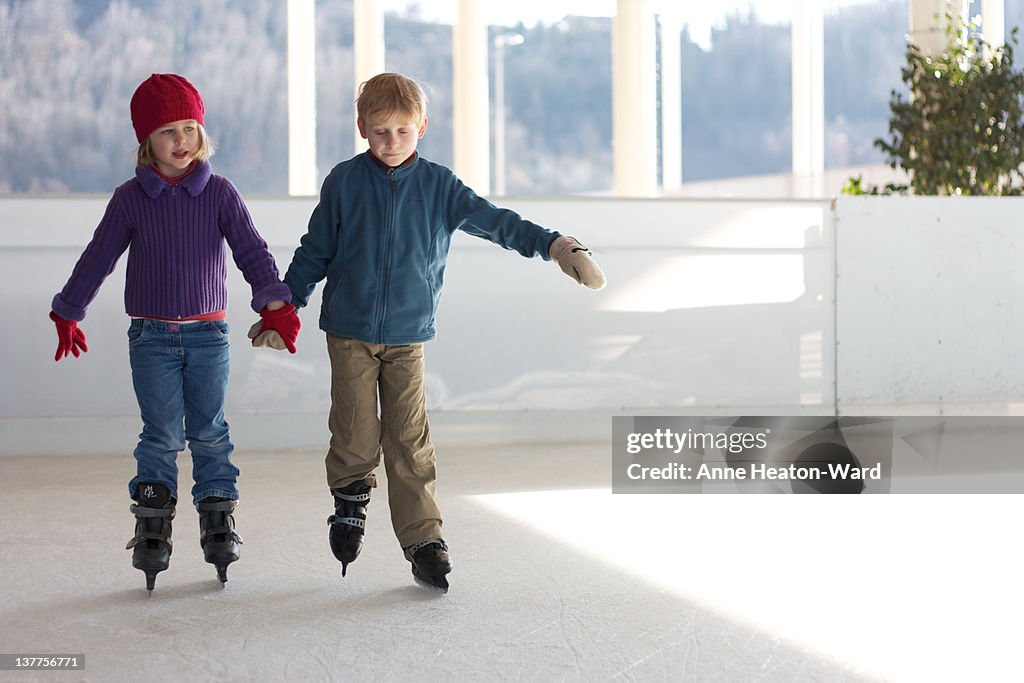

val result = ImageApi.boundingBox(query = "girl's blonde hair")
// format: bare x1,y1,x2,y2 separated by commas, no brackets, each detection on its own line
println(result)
356,73,428,124
135,123,215,167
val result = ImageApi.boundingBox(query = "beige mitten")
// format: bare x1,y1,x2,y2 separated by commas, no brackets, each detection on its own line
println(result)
247,320,288,351
549,236,606,290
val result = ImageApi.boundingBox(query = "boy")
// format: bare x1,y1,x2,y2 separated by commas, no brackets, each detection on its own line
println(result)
254,73,604,591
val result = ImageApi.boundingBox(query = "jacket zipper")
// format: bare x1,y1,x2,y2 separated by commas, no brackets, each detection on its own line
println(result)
375,168,398,342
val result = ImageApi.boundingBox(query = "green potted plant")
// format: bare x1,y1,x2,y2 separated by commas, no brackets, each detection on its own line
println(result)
846,7,1024,195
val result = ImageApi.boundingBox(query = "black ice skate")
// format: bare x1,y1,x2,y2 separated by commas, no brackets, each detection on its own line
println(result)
404,539,452,593
328,481,372,576
125,482,176,591
197,497,242,585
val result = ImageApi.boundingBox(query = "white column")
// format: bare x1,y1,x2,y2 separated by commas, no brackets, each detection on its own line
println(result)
659,14,682,190
909,0,965,56
612,0,658,196
453,0,490,194
982,0,1005,52
287,0,317,196
353,0,385,153
791,0,824,194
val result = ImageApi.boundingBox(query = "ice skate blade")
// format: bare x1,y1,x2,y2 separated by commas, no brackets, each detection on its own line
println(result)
137,563,165,591
204,547,238,586
413,573,449,593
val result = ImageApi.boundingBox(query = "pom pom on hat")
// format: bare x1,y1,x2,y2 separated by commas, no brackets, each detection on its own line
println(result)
130,73,205,142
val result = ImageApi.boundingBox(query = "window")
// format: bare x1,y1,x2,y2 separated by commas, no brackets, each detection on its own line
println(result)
0,0,288,194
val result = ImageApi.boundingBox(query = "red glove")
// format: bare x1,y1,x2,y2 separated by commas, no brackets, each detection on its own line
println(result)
50,311,88,362
258,304,300,354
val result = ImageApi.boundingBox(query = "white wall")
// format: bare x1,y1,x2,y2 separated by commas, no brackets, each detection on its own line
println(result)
835,196,1024,415
9,193,1024,456
1,195,835,454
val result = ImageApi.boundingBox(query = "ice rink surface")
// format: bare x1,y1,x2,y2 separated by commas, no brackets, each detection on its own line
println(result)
1,432,1021,682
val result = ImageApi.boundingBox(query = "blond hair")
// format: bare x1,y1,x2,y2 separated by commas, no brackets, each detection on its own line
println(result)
356,73,428,124
135,123,215,167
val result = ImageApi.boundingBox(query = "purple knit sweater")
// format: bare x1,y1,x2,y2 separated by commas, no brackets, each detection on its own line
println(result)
52,162,290,321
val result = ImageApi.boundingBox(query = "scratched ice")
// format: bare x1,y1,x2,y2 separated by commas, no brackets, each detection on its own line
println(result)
0,429,1019,682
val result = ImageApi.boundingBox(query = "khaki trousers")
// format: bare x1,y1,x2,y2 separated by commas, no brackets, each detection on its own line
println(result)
325,334,442,547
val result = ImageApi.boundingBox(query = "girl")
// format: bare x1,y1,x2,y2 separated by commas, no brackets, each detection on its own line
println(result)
49,73,301,591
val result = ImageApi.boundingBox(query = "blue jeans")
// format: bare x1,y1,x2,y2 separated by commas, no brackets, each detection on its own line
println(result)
127,319,239,505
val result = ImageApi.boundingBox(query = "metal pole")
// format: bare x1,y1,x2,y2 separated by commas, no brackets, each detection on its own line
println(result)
493,33,523,196
791,0,824,196
659,14,682,190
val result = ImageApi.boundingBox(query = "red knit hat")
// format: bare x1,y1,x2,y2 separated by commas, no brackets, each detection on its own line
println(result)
130,73,205,142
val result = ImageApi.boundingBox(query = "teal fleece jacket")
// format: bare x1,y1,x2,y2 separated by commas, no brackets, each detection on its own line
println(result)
283,152,561,344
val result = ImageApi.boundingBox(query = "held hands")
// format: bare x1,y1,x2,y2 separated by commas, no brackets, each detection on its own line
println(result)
550,236,606,290
248,303,300,354
50,311,88,361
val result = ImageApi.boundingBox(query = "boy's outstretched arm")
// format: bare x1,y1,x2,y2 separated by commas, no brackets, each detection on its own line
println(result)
447,175,607,290
549,235,606,290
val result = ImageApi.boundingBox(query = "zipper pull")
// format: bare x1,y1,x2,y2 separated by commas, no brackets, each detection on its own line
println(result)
387,167,397,190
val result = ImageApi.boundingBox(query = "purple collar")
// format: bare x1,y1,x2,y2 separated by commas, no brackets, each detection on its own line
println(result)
136,161,213,198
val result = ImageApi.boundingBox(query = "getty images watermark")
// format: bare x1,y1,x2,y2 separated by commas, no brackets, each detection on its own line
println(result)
613,416,1024,494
